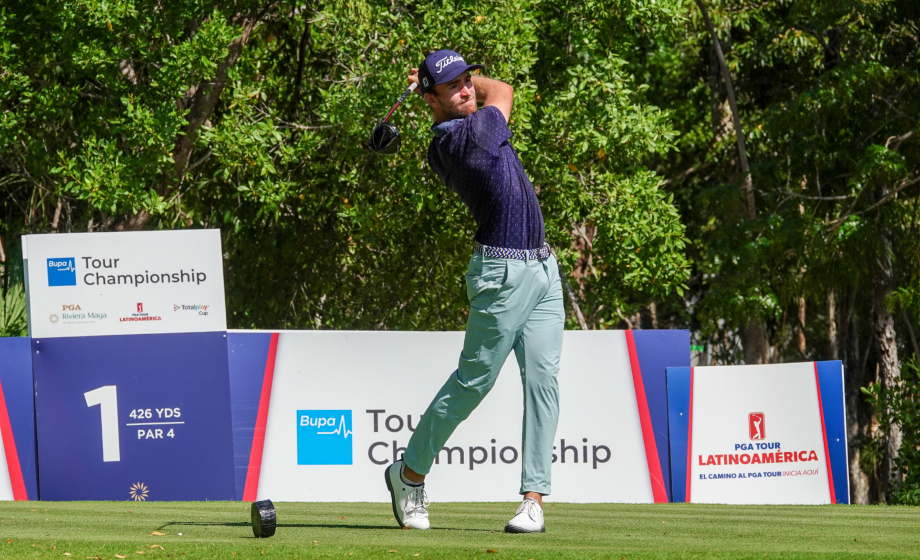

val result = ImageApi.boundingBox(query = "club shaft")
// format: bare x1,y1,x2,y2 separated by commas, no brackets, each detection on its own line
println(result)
382,82,417,123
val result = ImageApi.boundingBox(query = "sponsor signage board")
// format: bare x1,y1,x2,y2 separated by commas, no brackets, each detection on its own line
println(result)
26,229,235,501
33,332,236,501
0,337,38,501
667,362,849,505
23,230,226,338
226,330,689,503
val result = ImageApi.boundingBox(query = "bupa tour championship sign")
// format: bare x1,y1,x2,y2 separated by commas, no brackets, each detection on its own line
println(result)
226,330,689,503
667,361,849,505
23,230,227,338
24,230,236,501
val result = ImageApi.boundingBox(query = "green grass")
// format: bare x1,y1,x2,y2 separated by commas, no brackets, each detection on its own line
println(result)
0,501,919,559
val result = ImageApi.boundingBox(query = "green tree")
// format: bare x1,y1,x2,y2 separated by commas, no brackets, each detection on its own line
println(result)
637,0,919,502
0,0,689,332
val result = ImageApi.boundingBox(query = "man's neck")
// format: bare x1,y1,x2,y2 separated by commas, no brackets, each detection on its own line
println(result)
432,104,478,125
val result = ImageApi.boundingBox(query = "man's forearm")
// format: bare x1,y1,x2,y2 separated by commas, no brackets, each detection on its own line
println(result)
472,75,510,102
472,75,514,122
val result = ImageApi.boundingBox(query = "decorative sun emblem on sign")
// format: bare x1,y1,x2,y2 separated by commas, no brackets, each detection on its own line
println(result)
49,314,59,324
129,482,149,501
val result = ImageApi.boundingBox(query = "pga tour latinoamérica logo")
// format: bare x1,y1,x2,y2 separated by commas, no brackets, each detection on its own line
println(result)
47,258,77,286
296,410,352,465
749,412,766,441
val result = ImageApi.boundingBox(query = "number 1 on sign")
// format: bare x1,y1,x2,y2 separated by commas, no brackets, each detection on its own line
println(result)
84,385,121,462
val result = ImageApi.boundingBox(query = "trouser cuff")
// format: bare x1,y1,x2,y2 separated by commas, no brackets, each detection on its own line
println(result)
401,452,430,477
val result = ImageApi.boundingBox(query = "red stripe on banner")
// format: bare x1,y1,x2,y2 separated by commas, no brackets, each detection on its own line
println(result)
0,375,27,500
242,333,280,502
686,367,695,503
813,362,836,504
624,331,668,504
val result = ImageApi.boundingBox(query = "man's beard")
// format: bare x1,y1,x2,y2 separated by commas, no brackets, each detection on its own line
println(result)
439,97,475,120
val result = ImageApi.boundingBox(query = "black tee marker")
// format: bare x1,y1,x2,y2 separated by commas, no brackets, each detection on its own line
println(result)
251,499,276,538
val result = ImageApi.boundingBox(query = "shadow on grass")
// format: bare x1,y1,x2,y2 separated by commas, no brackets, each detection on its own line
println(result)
159,521,495,533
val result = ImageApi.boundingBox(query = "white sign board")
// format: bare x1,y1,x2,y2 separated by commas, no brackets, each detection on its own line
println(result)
668,361,849,505
23,230,227,338
235,330,685,503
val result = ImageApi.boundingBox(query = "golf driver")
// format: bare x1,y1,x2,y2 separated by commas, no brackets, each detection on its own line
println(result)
368,82,418,155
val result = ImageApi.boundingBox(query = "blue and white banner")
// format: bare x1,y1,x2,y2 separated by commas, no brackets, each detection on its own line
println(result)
25,229,235,501
667,361,849,504
22,230,227,338
0,337,38,500
32,332,236,501
226,330,689,503
16,229,709,503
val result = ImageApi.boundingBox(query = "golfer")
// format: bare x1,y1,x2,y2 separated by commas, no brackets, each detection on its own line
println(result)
385,50,564,533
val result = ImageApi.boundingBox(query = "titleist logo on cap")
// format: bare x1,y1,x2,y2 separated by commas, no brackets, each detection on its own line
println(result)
435,55,464,73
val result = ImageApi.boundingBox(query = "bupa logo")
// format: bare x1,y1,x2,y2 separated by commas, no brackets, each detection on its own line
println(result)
47,258,77,286
749,412,765,441
297,410,352,465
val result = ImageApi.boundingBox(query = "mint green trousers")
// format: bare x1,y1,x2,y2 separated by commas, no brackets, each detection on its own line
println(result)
403,252,564,495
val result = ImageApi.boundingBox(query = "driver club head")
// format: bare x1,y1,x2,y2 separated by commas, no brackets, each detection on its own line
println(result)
368,122,402,155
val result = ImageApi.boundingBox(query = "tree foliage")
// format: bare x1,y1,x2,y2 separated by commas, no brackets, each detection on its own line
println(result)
0,0,690,331
635,0,919,502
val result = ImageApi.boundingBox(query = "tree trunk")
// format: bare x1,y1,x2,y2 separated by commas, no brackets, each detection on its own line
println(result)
697,0,770,363
846,297,871,504
797,296,807,355
172,15,261,180
114,209,151,231
741,321,770,364
823,28,841,71
900,304,920,362
707,41,724,139
827,288,839,360
290,9,314,117
848,446,870,505
871,185,902,503
696,0,755,220
561,266,589,330
118,4,272,231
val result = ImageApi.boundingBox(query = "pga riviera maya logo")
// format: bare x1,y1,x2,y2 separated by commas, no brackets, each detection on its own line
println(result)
297,410,353,465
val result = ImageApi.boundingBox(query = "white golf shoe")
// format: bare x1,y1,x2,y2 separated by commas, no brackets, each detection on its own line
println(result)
504,497,545,533
384,460,431,530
